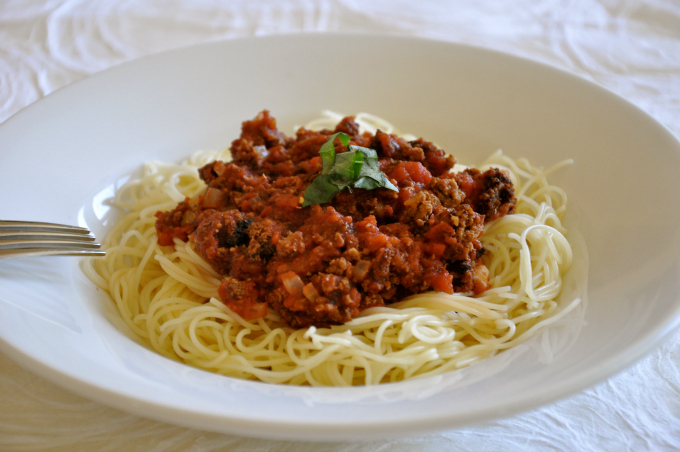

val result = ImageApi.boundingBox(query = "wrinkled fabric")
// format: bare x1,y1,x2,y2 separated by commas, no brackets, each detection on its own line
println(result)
1,1,679,450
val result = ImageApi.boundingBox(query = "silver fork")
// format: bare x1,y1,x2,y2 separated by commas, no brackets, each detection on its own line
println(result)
0,220,105,260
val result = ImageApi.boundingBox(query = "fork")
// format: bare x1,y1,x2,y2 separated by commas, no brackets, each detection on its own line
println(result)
0,220,105,260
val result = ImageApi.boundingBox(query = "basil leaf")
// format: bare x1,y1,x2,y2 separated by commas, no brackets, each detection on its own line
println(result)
350,145,378,160
302,133,399,206
320,132,351,175
301,174,340,206
350,145,382,179
329,173,354,191
347,145,399,191
333,150,364,180
379,175,399,191
353,176,382,190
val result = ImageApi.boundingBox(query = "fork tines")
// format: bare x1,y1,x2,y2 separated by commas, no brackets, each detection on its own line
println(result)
0,220,106,259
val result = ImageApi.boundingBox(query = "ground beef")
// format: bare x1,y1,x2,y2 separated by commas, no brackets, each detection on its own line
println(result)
454,167,517,221
155,110,517,327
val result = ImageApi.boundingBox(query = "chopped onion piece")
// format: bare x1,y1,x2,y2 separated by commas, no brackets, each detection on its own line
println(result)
353,260,371,280
281,271,304,296
303,283,320,302
253,145,269,162
203,187,224,208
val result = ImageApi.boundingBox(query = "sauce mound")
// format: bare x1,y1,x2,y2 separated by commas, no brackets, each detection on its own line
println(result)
155,110,517,328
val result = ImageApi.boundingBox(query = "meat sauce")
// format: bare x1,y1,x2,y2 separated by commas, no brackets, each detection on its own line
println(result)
155,111,517,327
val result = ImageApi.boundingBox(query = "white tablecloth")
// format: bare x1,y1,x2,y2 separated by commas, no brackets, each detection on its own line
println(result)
1,1,679,450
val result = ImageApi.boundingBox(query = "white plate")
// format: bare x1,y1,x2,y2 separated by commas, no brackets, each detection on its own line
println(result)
1,34,680,441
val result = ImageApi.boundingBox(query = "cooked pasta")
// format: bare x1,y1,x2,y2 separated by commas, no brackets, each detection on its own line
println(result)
83,113,581,386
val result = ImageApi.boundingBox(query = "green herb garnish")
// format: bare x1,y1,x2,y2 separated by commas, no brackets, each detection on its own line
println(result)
302,132,399,206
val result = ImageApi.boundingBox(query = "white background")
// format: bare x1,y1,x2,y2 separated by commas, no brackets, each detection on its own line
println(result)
1,0,679,450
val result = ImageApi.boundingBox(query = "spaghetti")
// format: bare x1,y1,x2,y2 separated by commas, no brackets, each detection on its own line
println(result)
84,112,580,386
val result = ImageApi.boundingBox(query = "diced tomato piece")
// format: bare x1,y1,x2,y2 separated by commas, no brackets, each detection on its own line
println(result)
283,294,308,311
398,186,416,204
426,272,454,294
425,242,446,258
424,222,455,241
403,161,432,185
367,234,388,252
274,193,301,210
456,171,477,199
217,279,267,320
388,161,432,186
389,164,411,184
